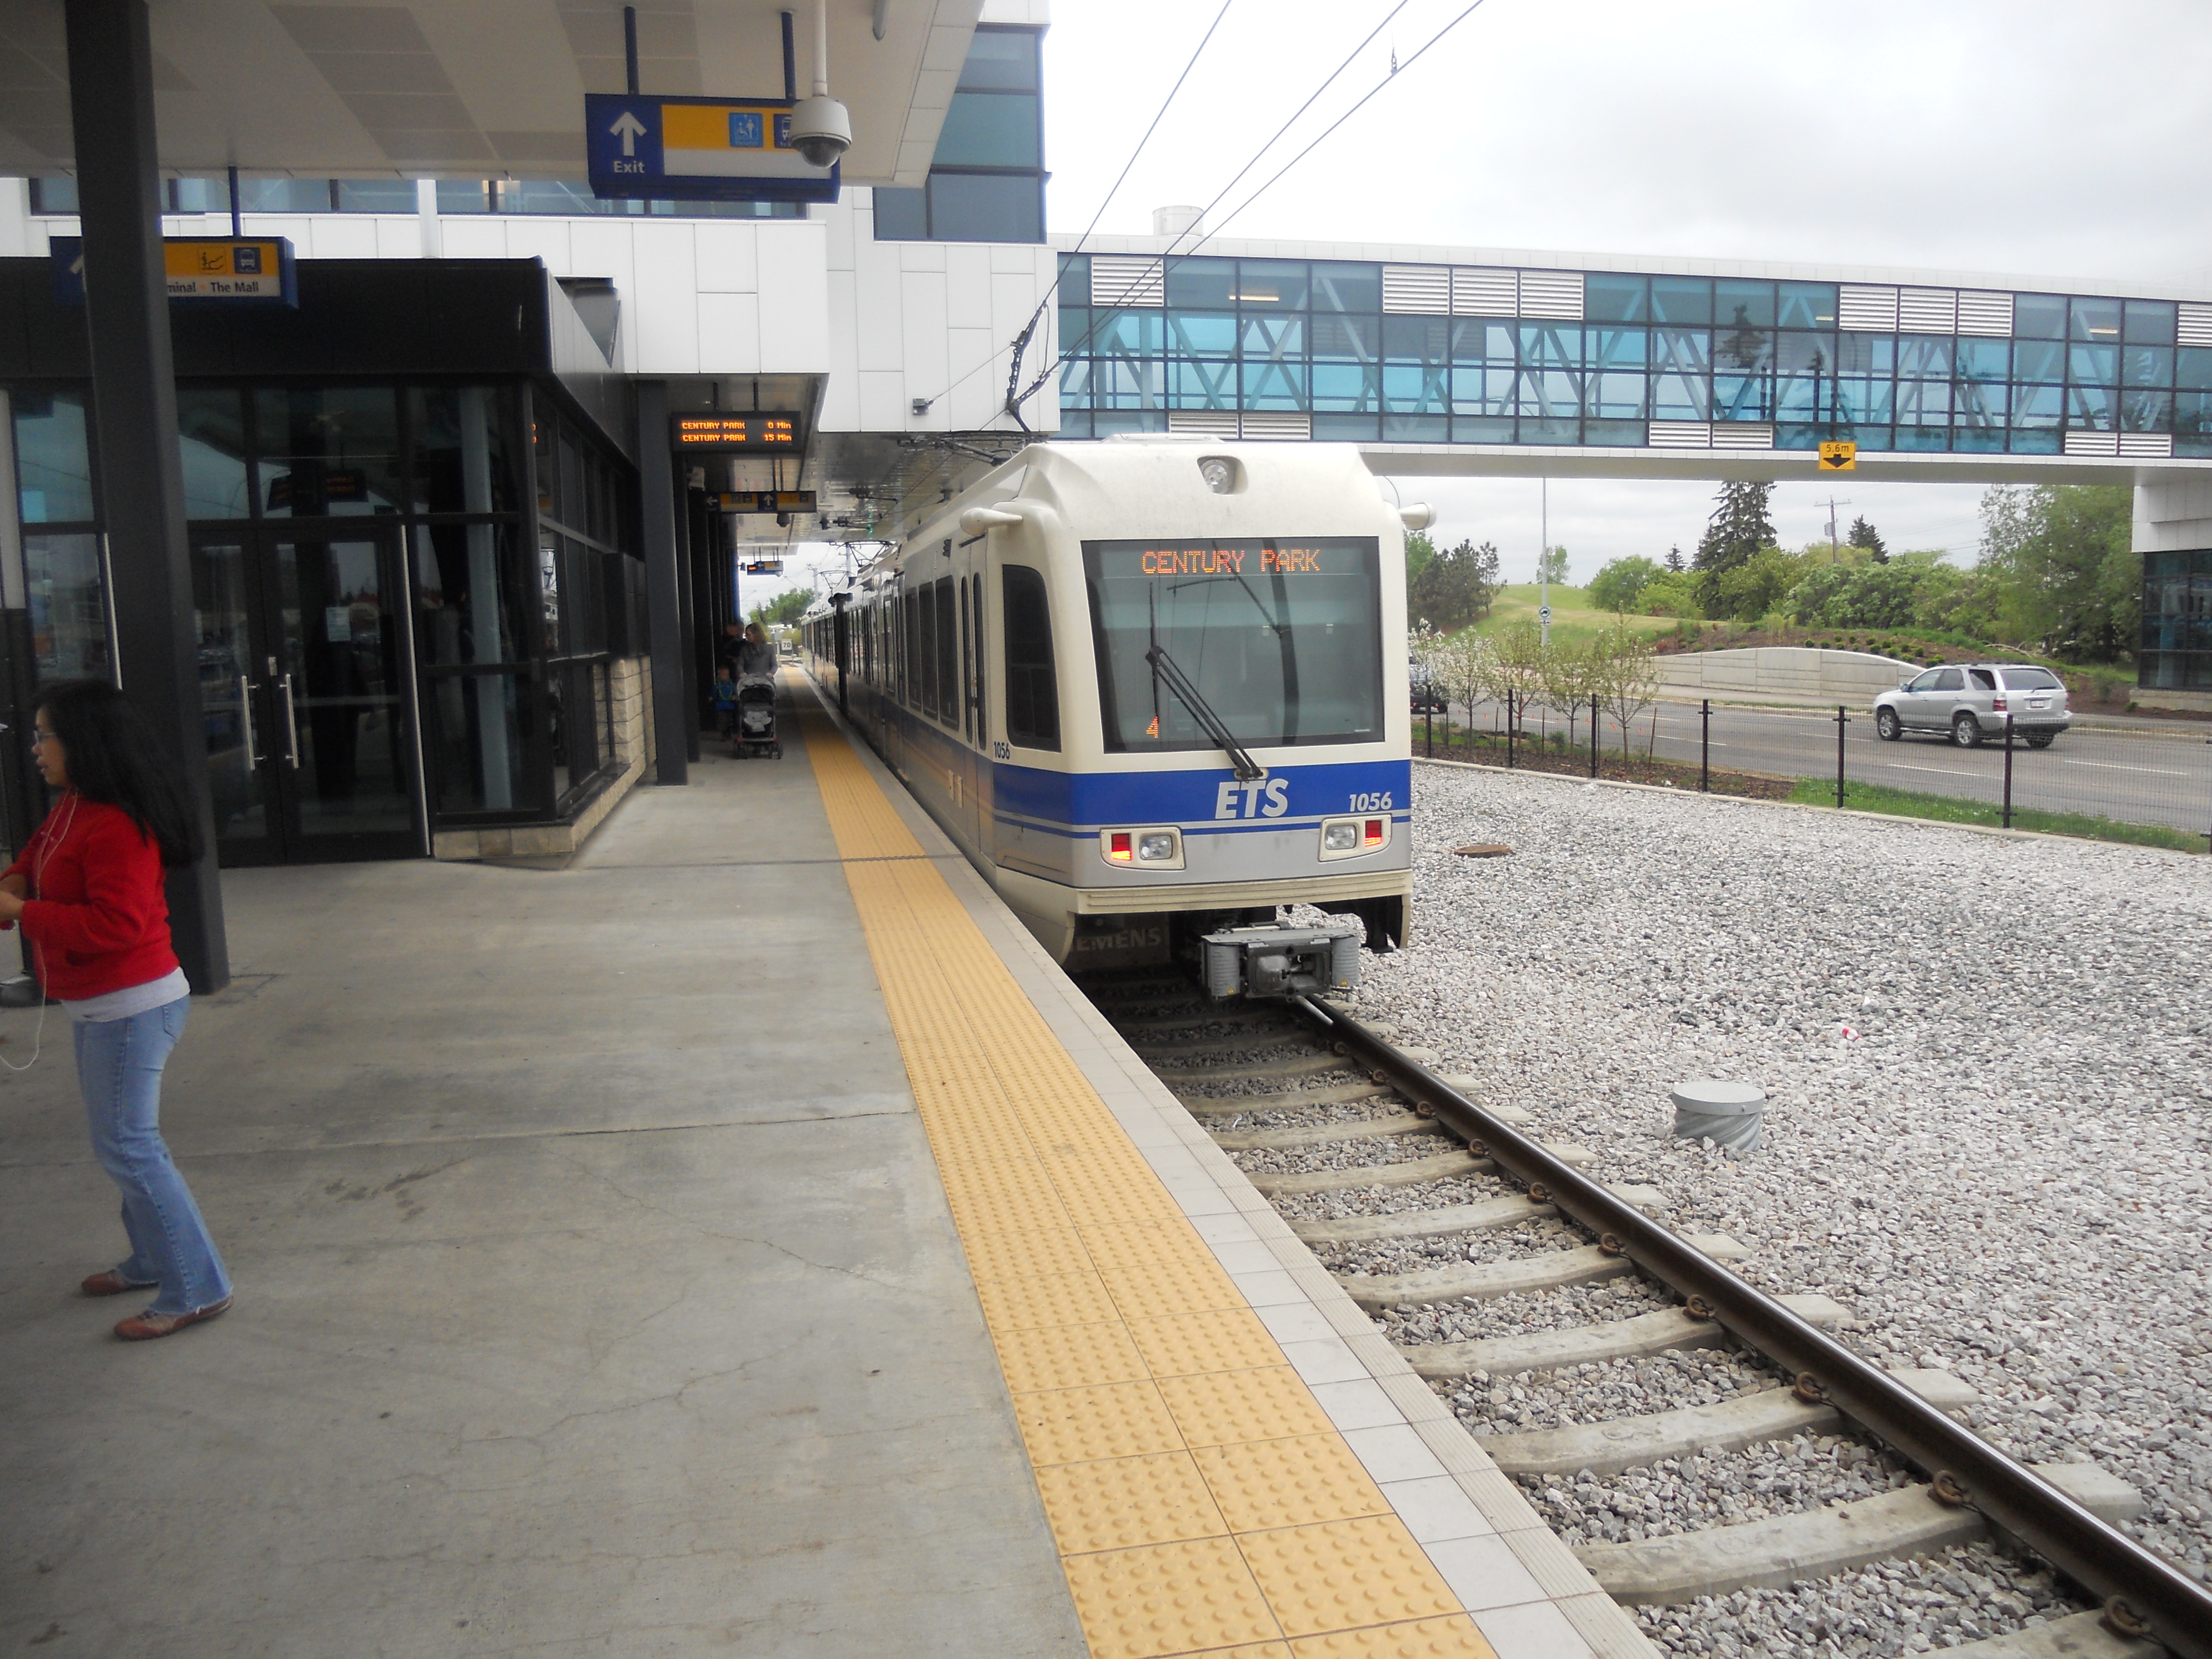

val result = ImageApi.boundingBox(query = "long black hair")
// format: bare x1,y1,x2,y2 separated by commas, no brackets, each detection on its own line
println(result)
34,680,205,869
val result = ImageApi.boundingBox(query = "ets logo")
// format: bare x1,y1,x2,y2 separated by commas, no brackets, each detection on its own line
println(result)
1214,777,1290,820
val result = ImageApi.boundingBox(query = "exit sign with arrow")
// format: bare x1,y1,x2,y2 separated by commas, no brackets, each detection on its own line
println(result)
585,93,839,204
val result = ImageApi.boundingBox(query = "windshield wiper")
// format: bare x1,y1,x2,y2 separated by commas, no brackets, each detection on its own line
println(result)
1145,644,1264,780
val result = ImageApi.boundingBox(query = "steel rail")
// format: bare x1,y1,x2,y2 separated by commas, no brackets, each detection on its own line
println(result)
1290,993,2212,1659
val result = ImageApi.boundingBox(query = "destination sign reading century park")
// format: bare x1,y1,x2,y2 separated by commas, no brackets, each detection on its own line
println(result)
671,414,799,452
1120,542,1343,576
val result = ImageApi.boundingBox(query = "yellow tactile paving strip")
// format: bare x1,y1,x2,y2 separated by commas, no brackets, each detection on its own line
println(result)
800,708,1499,1659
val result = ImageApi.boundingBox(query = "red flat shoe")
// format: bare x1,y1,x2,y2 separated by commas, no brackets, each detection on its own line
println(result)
114,1297,232,1340
81,1270,159,1297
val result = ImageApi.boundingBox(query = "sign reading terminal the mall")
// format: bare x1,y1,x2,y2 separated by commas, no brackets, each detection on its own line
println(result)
586,92,841,204
51,237,299,307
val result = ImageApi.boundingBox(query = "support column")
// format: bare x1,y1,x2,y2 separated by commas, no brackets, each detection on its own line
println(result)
2133,476,2212,706
677,482,702,763
65,0,228,991
636,380,688,784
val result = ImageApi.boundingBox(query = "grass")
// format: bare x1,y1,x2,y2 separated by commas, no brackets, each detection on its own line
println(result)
1462,584,1679,648
1784,777,2206,854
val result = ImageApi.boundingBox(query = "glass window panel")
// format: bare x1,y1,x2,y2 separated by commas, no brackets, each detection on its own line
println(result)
1896,335,1952,379
1094,310,1164,354
2066,385,2115,430
12,388,96,524
1234,260,1307,309
1516,368,1582,419
1836,333,1894,375
1713,375,1772,421
926,171,1042,243
424,671,536,813
1955,338,2008,383
1001,564,1058,750
1382,316,1449,365
1518,324,1583,368
336,179,416,212
1240,358,1306,410
2125,299,2176,345
873,186,926,239
254,386,401,518
1057,252,1091,305
1058,358,1094,408
2069,343,2119,387
1896,381,1951,425
1836,378,1894,425
2178,348,2212,391
1650,373,1710,421
2012,340,2065,383
1583,274,1648,322
935,577,958,729
1311,315,1379,363
1449,319,1515,366
1589,326,1647,371
1091,409,1166,435
1953,427,2005,453
1168,358,1237,409
1055,408,1093,439
2123,389,2173,432
1894,426,1950,452
409,385,519,515
1241,315,1304,358
2069,297,2122,342
2124,346,2174,389
1520,415,1577,445
536,532,562,655
168,175,231,213
1714,322,1772,373
1850,427,1894,452
1311,363,1379,411
1383,414,1447,441
1382,362,1448,414
1453,366,1517,416
1650,278,1713,325
2176,391,2212,438
1776,374,1824,421
1167,310,1237,356
1715,279,1776,329
1583,418,1644,446
1954,383,2007,430
1589,371,1646,419
959,27,1040,90
30,176,79,213
23,531,111,681
1651,327,1713,377
175,387,252,519
1058,306,1094,358
2007,427,2058,454
932,90,1039,168
2010,384,2063,429
1310,262,1380,315
1453,414,1514,443
1777,283,1838,329
2013,293,2066,339
1165,260,1235,308
412,521,528,666
236,176,333,212
1777,331,1834,375
1317,413,1383,439
1093,358,1163,408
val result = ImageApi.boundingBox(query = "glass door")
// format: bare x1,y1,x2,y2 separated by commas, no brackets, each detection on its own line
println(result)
191,525,422,864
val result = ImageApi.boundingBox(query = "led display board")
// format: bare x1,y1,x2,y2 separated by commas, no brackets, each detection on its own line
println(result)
671,414,800,452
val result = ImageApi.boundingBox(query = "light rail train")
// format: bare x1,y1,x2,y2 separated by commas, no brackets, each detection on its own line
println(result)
802,439,1423,994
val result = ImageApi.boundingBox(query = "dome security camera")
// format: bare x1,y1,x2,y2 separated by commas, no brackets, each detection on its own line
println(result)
788,95,851,169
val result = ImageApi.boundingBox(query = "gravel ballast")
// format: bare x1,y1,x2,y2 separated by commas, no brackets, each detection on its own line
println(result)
1335,764,2212,1618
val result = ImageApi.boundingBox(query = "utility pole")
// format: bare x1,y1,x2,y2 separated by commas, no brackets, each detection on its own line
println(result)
1539,477,1550,647
1825,495,1853,562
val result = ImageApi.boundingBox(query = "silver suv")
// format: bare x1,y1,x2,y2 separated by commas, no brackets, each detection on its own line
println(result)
1872,664,2072,748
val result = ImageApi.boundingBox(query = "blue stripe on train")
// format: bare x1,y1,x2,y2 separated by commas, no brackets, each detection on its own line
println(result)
992,759,1410,832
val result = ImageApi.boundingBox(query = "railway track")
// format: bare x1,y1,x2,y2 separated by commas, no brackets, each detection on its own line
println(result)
1078,968,2212,1659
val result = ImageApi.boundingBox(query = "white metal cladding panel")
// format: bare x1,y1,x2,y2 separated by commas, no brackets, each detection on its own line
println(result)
2179,303,2212,347
1382,264,1451,314
1240,410,1311,439
2119,432,2174,457
1517,269,1583,319
2064,429,2120,456
1957,291,2013,336
1452,267,1517,315
1839,285,1900,331
1898,288,1959,334
1166,410,1238,436
1091,253,1164,307
1647,420,1712,448
1712,422,1774,448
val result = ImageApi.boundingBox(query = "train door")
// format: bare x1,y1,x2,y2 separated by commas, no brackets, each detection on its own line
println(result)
883,581,905,779
953,571,980,851
968,569,992,843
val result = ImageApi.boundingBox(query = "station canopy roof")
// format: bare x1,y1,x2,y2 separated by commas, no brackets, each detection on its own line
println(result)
0,0,972,186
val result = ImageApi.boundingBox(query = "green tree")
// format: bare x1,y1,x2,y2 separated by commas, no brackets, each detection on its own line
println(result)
748,588,813,628
1587,555,1663,615
1592,625,1660,756
1708,545,1804,623
1405,529,1437,589
1536,544,1571,585
1410,538,1503,630
1665,545,1686,573
1637,571,1702,618
1978,484,2137,661
1692,481,1777,614
1849,515,1888,562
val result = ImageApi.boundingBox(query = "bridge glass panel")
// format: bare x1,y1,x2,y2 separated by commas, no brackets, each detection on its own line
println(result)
2070,297,2122,343
1234,261,1308,309
1310,262,1381,315
1584,273,1648,322
2014,294,2068,338
1166,261,1235,309
1777,283,1838,328
1650,277,1713,325
2124,300,2176,345
2123,346,2174,388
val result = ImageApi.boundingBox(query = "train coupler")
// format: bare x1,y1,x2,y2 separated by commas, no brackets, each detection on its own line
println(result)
1199,918,1364,1001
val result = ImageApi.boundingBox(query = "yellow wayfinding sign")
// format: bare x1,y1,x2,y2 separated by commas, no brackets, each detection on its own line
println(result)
162,240,291,299
1818,441,1858,471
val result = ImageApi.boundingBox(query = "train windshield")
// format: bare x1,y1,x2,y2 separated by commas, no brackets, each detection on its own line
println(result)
1082,538,1383,753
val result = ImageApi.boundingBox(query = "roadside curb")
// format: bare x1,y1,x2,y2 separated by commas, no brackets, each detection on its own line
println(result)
1413,755,2208,859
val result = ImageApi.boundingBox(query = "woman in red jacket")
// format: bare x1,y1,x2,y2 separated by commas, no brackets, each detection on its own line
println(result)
0,680,232,1339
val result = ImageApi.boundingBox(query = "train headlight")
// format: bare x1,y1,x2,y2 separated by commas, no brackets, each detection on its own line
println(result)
1100,826,1185,869
1138,831,1177,862
1198,456,1241,494
1322,822,1359,852
1319,816,1389,861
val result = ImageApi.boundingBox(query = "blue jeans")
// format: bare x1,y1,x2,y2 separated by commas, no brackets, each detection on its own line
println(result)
75,997,231,1316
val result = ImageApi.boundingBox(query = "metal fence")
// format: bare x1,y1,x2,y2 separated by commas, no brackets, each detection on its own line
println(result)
1415,692,2212,854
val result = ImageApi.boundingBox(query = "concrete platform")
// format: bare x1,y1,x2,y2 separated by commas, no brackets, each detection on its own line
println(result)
0,721,1083,1657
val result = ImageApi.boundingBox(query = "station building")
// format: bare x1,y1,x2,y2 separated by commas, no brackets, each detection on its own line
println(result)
0,0,2208,986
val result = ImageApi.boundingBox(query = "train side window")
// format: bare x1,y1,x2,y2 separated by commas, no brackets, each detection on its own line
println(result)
935,576,958,728
1003,565,1060,751
916,582,938,715
958,579,973,741
970,572,986,743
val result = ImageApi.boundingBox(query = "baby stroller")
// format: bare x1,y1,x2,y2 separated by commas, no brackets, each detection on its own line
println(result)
732,674,780,758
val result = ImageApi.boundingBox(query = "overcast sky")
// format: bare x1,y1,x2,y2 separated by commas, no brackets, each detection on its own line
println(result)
759,0,2207,603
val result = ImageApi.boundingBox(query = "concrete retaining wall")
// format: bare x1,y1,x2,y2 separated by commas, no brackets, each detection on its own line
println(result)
1656,646,1918,702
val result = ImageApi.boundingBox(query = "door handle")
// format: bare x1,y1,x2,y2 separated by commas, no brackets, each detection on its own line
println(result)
278,672,301,768
239,674,262,771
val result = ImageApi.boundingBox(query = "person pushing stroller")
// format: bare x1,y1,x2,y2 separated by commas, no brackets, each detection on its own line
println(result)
730,622,782,758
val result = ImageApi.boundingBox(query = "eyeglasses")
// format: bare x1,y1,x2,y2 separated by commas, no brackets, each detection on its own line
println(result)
29,731,54,748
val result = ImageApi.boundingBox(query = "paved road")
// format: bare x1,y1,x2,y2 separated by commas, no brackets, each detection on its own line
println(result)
1432,699,2212,837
